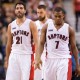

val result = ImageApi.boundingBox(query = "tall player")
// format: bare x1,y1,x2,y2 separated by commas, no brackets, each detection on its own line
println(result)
34,5,53,80
35,7,80,80
4,2,38,80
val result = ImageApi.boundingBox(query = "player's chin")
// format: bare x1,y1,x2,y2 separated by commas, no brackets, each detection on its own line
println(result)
56,21,61,25
17,15,23,18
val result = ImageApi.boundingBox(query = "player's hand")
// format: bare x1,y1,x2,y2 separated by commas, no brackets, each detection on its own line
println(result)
34,58,42,70
75,65,80,77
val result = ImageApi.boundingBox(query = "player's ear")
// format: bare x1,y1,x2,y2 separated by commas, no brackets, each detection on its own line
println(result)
62,14,65,19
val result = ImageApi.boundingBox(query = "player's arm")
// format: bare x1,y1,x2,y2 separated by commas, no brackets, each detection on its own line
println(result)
38,24,47,58
69,27,79,67
4,24,13,69
69,26,80,76
30,21,38,55
5,24,12,61
35,24,47,69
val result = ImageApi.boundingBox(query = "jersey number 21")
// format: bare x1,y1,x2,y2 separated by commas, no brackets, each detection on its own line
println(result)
16,36,22,44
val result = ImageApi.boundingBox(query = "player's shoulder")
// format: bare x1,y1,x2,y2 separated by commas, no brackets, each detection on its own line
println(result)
68,25,75,36
7,23,12,31
23,18,35,26
29,19,35,25
34,20,40,28
35,20,39,24
69,26,75,32
10,19,16,25
45,19,53,26
64,22,74,31
7,19,15,28
24,18,32,24
47,18,53,21
29,19,37,28
46,18,53,23
45,19,54,28
8,19,16,29
26,18,32,22
64,22,69,26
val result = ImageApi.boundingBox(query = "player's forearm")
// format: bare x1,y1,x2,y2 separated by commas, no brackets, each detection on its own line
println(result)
6,44,11,61
72,47,79,67
35,42,44,60
35,43,39,57
39,42,44,56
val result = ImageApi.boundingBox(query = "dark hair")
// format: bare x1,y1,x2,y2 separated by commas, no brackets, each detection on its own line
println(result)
15,1,26,10
38,5,46,10
54,7,66,14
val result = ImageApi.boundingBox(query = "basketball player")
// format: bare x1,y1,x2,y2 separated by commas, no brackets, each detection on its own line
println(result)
35,7,80,80
4,2,38,80
34,5,53,80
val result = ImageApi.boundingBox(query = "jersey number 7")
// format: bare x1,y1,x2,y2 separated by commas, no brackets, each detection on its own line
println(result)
55,41,59,49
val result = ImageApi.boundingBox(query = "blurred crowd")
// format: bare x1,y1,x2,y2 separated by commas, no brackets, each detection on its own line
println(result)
0,0,80,80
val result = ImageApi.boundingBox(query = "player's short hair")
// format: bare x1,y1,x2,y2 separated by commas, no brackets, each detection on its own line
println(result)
15,1,26,10
37,5,46,10
54,7,66,14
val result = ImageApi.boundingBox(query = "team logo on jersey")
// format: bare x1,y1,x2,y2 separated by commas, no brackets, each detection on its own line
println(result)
12,30,29,36
48,34,68,41
12,27,16,29
48,29,53,31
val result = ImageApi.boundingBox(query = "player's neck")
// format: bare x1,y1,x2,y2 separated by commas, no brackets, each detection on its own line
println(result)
41,17,48,23
54,21,64,30
54,21,64,27
16,16,26,24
